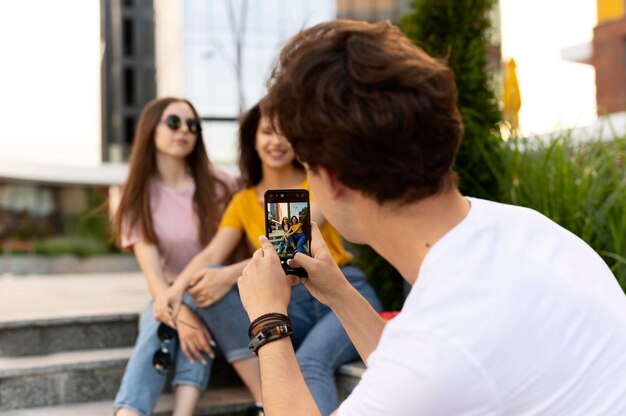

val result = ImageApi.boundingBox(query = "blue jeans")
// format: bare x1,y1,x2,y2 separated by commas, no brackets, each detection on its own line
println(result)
113,288,253,416
277,233,307,253
289,265,382,416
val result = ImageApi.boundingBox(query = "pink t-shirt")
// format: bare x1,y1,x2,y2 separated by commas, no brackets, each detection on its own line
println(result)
121,169,237,284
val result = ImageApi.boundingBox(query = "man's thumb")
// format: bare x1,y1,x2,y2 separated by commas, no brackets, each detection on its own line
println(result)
288,252,314,271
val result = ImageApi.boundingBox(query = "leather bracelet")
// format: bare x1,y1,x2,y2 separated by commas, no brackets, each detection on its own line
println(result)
248,324,293,354
251,320,289,337
248,313,291,338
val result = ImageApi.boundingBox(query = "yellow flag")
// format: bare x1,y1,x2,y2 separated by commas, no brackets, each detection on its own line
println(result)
503,58,521,129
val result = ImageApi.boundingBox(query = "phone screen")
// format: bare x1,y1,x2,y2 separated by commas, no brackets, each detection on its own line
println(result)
264,189,311,277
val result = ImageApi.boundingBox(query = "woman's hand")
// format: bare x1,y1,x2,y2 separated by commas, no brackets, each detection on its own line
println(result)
188,267,236,308
153,284,185,328
177,305,215,363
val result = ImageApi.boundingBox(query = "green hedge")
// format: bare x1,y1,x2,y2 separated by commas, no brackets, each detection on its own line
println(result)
490,132,626,290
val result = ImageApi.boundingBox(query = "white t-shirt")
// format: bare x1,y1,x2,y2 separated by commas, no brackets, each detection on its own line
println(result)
339,198,626,416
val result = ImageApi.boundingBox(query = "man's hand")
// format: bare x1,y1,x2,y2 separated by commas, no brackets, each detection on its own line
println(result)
177,305,215,363
287,222,351,307
188,267,235,308
153,284,185,328
238,235,298,321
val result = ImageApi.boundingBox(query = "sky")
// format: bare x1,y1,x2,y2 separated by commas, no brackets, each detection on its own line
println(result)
499,0,597,136
0,0,600,167
0,1,101,167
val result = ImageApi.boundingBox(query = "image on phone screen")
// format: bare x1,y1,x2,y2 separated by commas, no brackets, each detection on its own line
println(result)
264,189,311,277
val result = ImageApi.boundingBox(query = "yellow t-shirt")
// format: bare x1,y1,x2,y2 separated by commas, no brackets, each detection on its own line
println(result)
219,180,353,266
289,223,303,234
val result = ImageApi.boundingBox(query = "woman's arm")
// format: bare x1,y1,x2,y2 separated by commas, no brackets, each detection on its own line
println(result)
132,241,170,298
175,227,243,291
153,226,243,325
132,241,215,361
188,258,250,307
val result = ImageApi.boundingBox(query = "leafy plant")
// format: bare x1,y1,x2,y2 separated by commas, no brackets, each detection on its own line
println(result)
33,235,111,258
350,244,406,311
398,0,503,199
356,0,504,310
491,130,626,290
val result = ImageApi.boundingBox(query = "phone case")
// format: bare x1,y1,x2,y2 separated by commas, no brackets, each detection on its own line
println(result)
264,189,311,278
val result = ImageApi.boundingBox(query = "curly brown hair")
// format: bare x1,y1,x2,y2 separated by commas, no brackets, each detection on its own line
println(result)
262,20,463,204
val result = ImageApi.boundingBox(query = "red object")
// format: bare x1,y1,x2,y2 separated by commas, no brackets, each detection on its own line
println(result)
379,311,400,320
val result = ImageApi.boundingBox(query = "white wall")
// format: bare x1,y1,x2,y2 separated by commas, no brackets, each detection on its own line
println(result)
0,1,101,167
155,0,185,97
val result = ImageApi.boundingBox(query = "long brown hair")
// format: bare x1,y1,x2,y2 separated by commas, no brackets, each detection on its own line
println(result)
113,97,230,247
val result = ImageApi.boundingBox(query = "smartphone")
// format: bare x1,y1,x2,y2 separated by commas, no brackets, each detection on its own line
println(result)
264,189,311,277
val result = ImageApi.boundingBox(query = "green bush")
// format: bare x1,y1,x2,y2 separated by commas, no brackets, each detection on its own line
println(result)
398,0,503,199
33,235,111,258
491,131,626,291
356,0,503,310
350,244,406,311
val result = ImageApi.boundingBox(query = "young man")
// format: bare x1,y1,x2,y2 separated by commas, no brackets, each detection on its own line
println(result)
237,20,626,415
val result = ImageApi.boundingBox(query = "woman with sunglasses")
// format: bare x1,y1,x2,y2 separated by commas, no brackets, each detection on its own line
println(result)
154,100,382,416
112,97,263,416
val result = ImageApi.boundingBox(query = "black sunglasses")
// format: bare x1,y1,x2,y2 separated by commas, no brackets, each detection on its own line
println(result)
153,323,177,374
161,114,202,134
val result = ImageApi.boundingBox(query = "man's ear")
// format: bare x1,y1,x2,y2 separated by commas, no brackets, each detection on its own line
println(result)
317,166,345,199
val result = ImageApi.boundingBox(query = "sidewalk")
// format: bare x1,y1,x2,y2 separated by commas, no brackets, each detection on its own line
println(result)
0,272,149,323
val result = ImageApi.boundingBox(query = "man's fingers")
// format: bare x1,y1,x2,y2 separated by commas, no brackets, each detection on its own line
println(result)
252,246,264,261
258,235,277,257
288,252,314,270
285,274,302,286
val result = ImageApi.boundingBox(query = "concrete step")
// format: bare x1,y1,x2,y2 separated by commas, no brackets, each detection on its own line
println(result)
0,386,254,416
336,361,365,401
0,347,130,411
0,272,148,357
0,347,241,411
0,314,138,357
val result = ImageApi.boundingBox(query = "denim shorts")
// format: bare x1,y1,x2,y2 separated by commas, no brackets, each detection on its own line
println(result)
113,287,253,416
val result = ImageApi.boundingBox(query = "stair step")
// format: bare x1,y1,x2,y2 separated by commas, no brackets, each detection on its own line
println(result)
0,273,149,357
0,347,131,411
0,314,139,357
0,347,242,411
0,386,254,416
336,361,365,401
